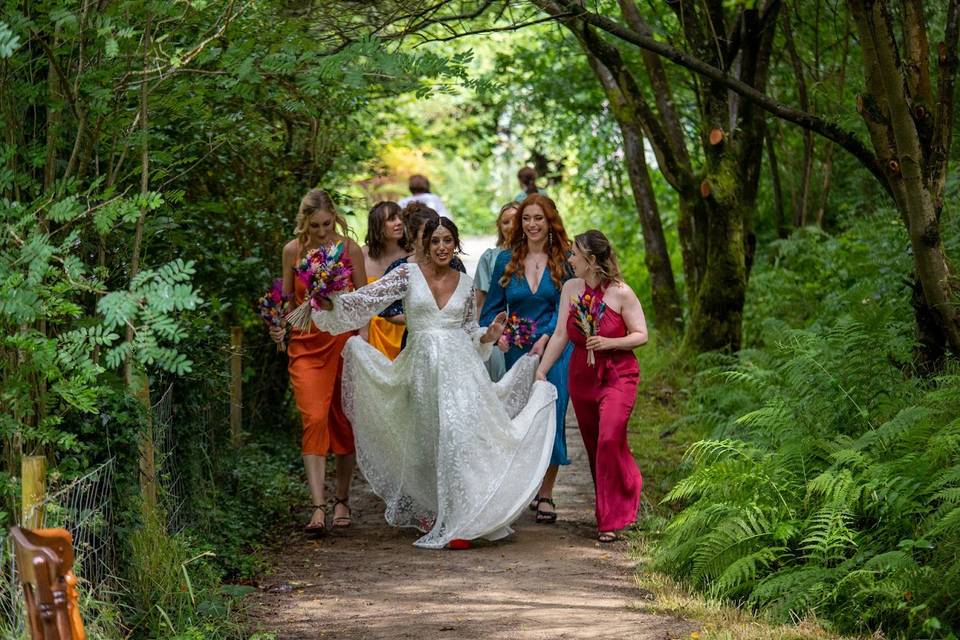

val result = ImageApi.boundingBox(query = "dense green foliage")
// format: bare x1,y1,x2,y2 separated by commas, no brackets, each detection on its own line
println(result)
654,207,960,637
1,2,473,637
3,0,960,638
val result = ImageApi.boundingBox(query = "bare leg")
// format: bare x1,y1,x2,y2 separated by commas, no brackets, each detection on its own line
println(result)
333,453,355,524
303,454,326,526
537,464,559,517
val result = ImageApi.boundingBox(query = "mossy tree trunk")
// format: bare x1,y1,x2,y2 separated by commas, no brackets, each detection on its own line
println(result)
537,0,778,351
851,0,960,367
552,0,960,365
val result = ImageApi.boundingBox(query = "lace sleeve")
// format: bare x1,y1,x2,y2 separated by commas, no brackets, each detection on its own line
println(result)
377,256,410,318
463,287,494,361
312,264,409,334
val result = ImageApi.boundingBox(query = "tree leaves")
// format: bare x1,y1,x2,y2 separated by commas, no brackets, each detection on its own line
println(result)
0,21,20,58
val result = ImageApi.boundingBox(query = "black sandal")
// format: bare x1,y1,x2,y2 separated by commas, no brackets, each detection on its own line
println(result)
528,496,541,512
305,504,327,537
331,497,351,528
535,497,557,524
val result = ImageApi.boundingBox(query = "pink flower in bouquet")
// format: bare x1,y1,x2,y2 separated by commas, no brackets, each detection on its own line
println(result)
502,313,538,349
257,278,289,351
285,242,354,331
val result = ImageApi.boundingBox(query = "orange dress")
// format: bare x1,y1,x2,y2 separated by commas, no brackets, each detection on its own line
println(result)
287,276,354,456
364,275,405,360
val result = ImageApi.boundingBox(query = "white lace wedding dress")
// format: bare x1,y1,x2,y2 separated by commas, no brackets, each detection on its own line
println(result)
312,263,557,549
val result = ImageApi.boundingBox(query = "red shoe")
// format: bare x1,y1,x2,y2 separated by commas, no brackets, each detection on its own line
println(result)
448,538,472,550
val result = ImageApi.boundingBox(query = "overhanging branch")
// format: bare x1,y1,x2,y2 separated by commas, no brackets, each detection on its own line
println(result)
547,0,888,191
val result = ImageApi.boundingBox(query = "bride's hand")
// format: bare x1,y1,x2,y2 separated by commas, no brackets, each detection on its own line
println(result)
497,335,509,353
531,334,549,356
482,311,508,344
314,296,333,311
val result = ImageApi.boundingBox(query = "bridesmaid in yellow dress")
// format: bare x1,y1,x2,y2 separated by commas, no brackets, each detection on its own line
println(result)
362,201,408,360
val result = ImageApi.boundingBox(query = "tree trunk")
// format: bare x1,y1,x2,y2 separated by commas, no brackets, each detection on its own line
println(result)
561,18,686,336
764,121,789,238
684,161,747,352
125,16,152,386
782,7,815,227
853,0,960,358
621,122,685,336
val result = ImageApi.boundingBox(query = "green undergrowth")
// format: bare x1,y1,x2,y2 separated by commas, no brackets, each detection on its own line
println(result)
644,213,960,638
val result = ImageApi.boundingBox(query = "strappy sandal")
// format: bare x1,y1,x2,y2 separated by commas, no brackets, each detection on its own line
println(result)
331,497,351,529
598,531,618,543
304,505,327,537
528,496,541,512
535,497,557,524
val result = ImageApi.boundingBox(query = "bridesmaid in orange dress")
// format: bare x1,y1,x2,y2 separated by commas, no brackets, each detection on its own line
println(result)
270,188,367,536
361,201,408,360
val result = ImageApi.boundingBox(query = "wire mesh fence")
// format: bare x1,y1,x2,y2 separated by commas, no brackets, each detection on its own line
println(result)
1,457,116,637
0,331,277,636
0,382,189,636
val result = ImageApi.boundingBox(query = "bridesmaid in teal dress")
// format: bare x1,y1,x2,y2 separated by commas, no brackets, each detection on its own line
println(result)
480,194,572,524
475,202,519,382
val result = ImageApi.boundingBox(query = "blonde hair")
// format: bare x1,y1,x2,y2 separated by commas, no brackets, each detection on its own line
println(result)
495,202,518,248
293,189,351,256
575,230,623,285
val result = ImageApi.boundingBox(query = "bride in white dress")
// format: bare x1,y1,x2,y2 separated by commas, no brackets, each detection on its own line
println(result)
312,216,557,549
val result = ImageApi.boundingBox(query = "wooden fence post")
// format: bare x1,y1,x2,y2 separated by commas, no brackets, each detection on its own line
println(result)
21,455,46,528
130,364,157,512
230,326,243,446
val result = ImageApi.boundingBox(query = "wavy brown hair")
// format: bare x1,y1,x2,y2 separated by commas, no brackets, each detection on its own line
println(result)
365,201,404,259
499,194,570,290
401,201,439,252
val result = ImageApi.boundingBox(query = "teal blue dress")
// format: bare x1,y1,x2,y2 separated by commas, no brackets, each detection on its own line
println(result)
480,250,572,466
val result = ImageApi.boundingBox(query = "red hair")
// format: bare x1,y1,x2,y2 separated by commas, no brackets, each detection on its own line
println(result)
500,194,570,289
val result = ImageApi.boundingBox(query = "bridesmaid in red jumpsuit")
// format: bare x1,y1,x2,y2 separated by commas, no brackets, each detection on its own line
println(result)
536,230,648,542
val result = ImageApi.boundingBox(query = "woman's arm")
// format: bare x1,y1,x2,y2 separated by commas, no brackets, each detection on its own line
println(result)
281,240,298,307
462,288,507,360
475,290,487,314
311,264,408,335
473,249,496,314
347,238,367,291
585,283,648,352
535,279,576,380
270,241,299,343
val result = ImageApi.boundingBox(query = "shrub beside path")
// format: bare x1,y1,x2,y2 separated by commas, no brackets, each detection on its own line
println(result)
247,407,698,639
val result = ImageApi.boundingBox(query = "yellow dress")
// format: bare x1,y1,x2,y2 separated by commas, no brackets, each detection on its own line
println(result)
365,275,405,360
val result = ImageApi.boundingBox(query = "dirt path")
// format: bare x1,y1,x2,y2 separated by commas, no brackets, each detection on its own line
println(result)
247,410,698,639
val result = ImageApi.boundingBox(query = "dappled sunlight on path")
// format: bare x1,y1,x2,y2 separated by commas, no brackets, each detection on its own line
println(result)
248,406,697,639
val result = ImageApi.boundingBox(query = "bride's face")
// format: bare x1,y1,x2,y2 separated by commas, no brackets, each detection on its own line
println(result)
428,227,456,267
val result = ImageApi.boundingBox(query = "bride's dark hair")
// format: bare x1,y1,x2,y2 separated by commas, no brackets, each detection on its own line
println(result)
421,217,463,256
